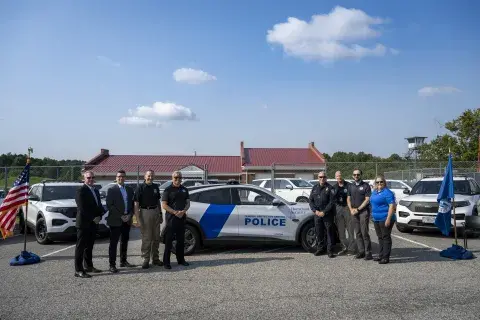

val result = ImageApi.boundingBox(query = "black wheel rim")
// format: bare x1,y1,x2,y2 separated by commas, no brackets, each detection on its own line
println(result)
172,229,196,253
306,226,316,248
36,220,47,240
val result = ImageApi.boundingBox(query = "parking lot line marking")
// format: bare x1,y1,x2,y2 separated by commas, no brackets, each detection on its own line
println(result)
41,244,76,258
262,246,292,253
369,228,441,252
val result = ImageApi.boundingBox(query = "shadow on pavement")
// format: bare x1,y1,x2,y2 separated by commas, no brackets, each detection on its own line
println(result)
388,247,465,263
89,257,295,277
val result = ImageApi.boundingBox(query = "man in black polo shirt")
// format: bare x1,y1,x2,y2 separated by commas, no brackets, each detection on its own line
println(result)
161,170,190,269
134,170,163,269
347,169,373,260
308,170,336,258
332,171,356,256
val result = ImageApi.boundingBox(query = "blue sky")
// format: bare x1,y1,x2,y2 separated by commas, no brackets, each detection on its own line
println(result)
0,0,478,161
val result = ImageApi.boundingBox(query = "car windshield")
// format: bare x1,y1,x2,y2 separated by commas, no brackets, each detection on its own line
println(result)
290,179,312,188
42,186,82,201
410,180,471,195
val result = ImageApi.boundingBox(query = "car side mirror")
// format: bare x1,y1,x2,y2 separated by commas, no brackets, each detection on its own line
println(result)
286,185,293,190
272,198,283,206
100,191,106,199
28,195,40,201
403,188,410,195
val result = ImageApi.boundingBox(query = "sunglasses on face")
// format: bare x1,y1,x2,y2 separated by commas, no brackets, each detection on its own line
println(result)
353,174,361,176
318,176,326,179
173,176,181,180
86,177,95,180
375,181,385,184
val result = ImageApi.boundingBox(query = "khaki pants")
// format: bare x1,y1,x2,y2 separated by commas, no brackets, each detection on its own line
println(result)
139,208,162,262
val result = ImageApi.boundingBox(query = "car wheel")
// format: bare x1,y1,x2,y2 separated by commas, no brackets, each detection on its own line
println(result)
35,217,52,244
171,224,200,256
296,197,309,203
300,221,316,252
396,223,414,233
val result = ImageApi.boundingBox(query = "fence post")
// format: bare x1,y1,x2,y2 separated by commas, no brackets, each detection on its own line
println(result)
271,163,275,193
56,167,60,180
375,162,378,176
4,167,7,191
204,164,208,183
136,165,140,185
70,166,74,181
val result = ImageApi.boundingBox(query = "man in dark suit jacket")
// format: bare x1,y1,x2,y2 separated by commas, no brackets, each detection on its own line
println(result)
74,170,105,278
106,170,135,273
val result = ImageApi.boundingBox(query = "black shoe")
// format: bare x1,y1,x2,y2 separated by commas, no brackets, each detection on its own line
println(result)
84,266,102,273
364,254,373,261
178,261,190,266
373,256,381,262
354,253,366,259
379,258,389,264
74,271,92,278
328,252,335,258
152,260,164,266
120,261,136,268
109,266,119,273
164,264,172,270
337,248,347,256
142,261,150,269
314,249,326,256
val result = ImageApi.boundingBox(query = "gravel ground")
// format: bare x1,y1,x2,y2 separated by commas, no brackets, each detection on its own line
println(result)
1,227,479,320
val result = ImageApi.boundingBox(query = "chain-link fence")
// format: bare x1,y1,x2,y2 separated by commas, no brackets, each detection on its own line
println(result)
1,161,479,191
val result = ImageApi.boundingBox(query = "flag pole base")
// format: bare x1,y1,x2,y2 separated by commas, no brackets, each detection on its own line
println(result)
439,244,475,260
10,251,41,266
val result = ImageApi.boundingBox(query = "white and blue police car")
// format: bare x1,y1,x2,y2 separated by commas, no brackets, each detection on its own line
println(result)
160,182,317,255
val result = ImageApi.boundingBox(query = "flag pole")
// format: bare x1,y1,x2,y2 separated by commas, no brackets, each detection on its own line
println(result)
448,148,458,246
23,147,32,252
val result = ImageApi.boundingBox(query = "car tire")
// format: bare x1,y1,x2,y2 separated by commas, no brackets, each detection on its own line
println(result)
296,197,309,203
300,220,316,252
35,217,52,244
396,223,414,233
171,224,200,256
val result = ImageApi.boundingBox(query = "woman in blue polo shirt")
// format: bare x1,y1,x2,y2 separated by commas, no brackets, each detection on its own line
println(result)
370,174,396,264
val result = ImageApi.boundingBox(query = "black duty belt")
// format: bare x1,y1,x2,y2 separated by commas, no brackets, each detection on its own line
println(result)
141,206,158,210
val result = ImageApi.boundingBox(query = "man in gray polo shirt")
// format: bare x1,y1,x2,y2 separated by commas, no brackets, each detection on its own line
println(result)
347,169,373,260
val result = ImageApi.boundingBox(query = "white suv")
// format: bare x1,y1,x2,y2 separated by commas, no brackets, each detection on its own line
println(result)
18,182,109,244
364,179,412,203
395,176,480,234
251,178,313,203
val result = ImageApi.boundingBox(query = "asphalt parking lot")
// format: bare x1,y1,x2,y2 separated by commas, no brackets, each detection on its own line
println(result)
1,228,480,320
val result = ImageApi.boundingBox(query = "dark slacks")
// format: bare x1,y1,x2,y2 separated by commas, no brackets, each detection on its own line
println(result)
335,205,357,253
314,215,334,253
352,210,372,256
109,222,131,266
163,215,185,265
374,220,394,260
75,223,97,272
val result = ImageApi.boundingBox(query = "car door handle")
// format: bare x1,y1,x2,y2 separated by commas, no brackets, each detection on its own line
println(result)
292,219,299,222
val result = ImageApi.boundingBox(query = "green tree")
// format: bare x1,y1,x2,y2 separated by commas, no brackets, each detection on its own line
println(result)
418,108,480,161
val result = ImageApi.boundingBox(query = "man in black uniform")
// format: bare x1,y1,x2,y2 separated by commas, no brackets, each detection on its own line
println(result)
347,169,373,260
332,171,357,256
134,170,163,269
308,170,336,258
161,171,191,269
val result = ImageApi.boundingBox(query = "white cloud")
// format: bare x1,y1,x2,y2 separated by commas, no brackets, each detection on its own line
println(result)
118,116,160,127
390,48,400,55
119,102,196,128
97,55,120,67
173,68,216,84
418,86,461,97
266,6,396,63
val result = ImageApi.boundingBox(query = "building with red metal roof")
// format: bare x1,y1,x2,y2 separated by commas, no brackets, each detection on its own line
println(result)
85,141,326,183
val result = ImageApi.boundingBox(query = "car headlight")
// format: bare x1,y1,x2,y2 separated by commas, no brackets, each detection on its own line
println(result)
454,201,470,208
45,206,70,214
399,200,412,207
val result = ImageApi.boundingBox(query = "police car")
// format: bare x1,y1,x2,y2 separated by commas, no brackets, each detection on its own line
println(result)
160,182,318,255
396,176,480,234
18,181,109,244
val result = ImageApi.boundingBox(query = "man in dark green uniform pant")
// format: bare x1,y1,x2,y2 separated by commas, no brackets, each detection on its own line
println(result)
134,170,163,269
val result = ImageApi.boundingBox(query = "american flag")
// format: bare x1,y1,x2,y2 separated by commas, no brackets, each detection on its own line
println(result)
0,163,30,239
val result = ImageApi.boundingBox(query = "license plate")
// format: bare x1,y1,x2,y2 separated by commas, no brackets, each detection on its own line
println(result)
422,216,436,224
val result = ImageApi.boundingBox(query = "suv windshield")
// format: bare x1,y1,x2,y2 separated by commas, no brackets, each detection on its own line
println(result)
42,186,82,201
290,179,313,188
410,180,471,196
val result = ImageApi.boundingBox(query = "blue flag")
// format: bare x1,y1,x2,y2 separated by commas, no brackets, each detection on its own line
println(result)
435,154,454,236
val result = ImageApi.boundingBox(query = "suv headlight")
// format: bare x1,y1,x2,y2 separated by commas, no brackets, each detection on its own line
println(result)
45,206,70,214
399,200,412,207
454,201,470,208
